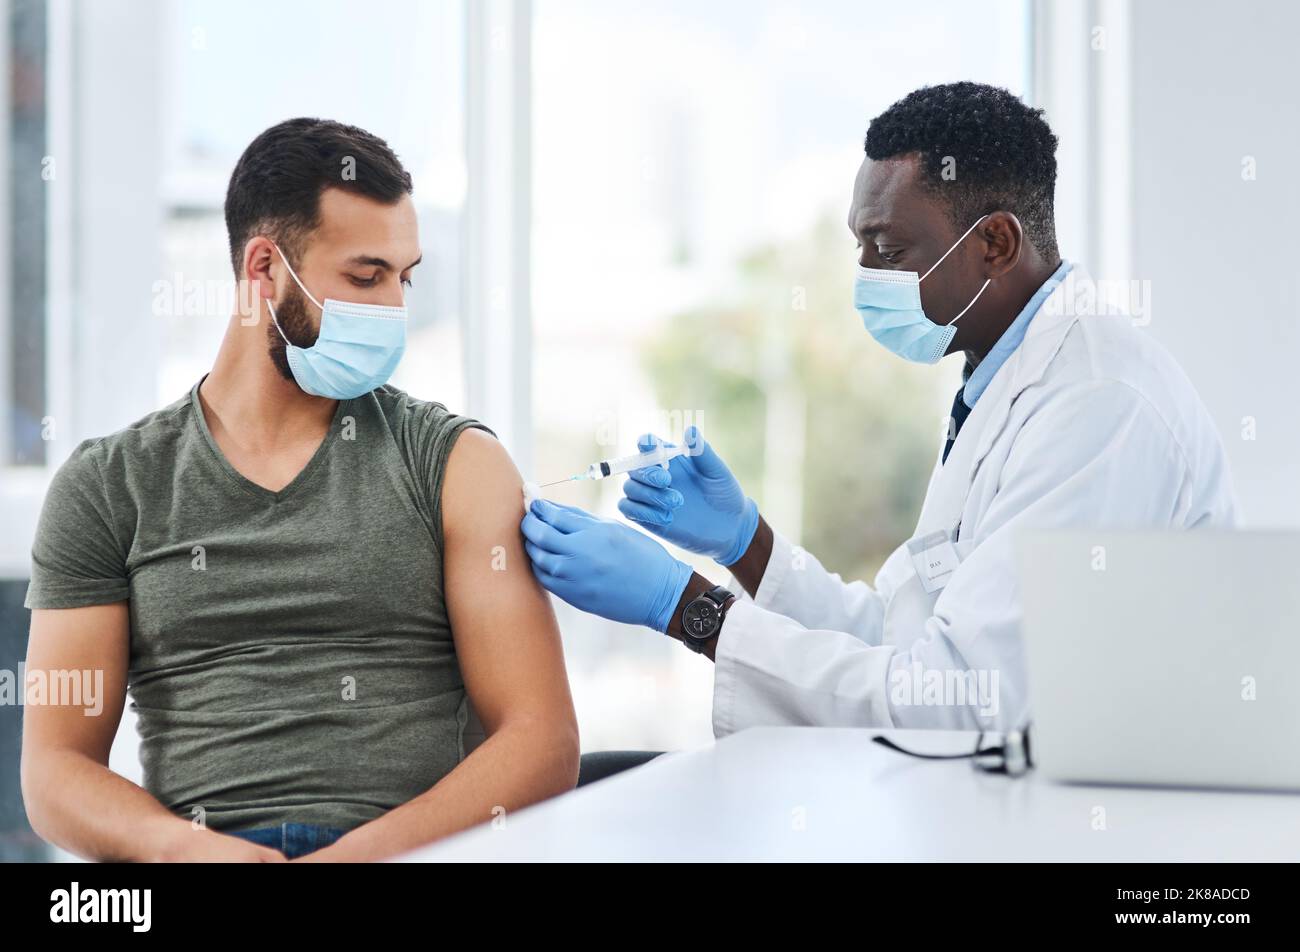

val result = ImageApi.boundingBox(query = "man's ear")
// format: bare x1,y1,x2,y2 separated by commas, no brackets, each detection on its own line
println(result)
980,211,1023,279
237,237,279,325
243,236,278,295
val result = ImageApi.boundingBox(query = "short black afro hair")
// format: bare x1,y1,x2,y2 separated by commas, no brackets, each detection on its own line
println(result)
865,82,1059,260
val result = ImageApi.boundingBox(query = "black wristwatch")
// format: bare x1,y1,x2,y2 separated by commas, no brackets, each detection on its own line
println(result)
680,585,735,653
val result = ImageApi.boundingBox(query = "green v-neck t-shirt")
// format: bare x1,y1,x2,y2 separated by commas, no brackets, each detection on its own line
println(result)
24,377,493,832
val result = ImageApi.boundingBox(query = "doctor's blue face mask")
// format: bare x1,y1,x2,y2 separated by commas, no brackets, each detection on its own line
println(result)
265,242,408,399
853,215,991,364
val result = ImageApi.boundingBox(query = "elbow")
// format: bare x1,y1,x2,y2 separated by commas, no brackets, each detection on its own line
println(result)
490,711,581,801
19,749,54,845
530,715,580,798
549,720,581,796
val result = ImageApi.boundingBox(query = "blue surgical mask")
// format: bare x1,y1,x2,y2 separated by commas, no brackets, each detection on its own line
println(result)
853,215,991,364
265,243,408,399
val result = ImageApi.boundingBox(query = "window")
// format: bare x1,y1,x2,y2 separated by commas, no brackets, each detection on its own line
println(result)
1,0,47,467
532,0,1031,750
158,0,468,413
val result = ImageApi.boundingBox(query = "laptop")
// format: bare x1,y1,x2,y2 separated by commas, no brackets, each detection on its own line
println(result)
1015,530,1300,791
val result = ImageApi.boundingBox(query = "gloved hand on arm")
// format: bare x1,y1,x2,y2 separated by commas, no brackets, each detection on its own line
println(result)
617,426,759,566
521,499,694,633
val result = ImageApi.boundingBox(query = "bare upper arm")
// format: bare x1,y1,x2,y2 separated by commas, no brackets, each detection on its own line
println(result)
440,429,576,737
21,603,130,768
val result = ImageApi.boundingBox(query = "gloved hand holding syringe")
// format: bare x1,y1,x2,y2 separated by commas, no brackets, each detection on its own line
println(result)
520,425,761,634
524,426,757,568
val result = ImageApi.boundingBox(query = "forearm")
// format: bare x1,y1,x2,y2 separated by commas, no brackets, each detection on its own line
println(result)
664,516,775,662
22,748,192,862
318,718,580,862
728,514,774,597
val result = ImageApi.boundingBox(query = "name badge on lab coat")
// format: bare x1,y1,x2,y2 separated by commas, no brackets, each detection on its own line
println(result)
906,530,961,594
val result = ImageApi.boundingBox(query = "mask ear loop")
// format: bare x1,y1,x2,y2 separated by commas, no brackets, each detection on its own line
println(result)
264,299,292,346
945,277,992,326
919,214,989,282
917,214,992,327
263,241,324,348
269,242,325,311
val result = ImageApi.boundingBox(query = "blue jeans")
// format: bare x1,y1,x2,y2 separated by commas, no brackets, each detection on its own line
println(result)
227,822,347,859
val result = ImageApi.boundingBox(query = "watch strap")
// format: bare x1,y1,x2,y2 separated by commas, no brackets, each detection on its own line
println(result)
703,584,732,608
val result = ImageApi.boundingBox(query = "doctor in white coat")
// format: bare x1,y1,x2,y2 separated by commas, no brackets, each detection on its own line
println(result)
521,82,1237,739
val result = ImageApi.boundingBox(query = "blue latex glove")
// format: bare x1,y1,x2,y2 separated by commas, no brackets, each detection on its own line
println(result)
617,426,759,566
521,499,694,634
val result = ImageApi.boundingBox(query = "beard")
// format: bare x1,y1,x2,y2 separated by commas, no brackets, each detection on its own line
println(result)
266,283,319,382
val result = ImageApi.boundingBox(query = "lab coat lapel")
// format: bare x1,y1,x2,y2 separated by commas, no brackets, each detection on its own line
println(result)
966,265,1086,471
876,378,1004,614
911,266,1085,540
911,377,1002,537
878,265,1087,646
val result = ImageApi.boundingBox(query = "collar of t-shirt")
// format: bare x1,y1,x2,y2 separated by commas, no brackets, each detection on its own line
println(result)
960,259,1074,408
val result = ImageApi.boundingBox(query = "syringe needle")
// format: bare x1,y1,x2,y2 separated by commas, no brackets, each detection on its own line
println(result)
538,477,575,488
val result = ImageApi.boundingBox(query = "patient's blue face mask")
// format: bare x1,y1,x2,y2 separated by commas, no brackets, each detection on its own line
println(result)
265,243,408,399
853,215,991,364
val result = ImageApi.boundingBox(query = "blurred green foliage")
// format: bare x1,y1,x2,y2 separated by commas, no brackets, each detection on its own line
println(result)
642,215,943,580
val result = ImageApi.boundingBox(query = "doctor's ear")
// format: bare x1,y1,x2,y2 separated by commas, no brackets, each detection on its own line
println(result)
978,211,1023,279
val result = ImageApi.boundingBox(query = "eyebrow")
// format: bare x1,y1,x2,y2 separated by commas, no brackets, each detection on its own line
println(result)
852,218,893,239
344,254,424,271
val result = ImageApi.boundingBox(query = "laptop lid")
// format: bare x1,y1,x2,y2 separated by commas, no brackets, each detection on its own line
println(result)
1016,530,1300,791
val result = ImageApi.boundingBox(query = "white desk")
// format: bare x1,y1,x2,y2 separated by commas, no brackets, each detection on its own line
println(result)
398,727,1300,861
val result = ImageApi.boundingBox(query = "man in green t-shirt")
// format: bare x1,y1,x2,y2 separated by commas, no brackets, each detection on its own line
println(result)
20,118,579,862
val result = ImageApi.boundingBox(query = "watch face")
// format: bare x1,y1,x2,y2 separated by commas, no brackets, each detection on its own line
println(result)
683,599,720,640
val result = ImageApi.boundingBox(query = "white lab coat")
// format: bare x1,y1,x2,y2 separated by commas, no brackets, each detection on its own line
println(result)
713,266,1238,736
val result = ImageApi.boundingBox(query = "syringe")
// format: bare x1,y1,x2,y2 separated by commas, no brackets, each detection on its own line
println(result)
540,444,687,488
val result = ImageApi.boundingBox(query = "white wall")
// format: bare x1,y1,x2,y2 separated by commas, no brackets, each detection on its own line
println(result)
1126,0,1300,526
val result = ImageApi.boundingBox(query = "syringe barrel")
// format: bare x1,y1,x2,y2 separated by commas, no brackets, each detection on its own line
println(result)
595,444,686,479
